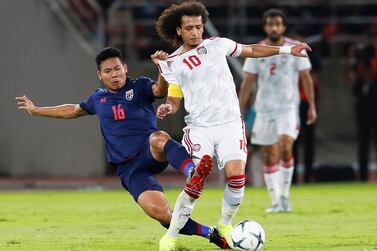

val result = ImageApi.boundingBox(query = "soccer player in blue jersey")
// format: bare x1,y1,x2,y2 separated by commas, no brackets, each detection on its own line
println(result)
15,47,228,249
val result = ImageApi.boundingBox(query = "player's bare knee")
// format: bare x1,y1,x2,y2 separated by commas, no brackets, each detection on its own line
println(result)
280,145,293,161
264,151,279,165
225,160,245,177
150,131,171,149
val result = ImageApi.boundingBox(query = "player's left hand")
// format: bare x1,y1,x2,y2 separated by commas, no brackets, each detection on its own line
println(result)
291,43,312,57
307,106,317,125
151,50,169,65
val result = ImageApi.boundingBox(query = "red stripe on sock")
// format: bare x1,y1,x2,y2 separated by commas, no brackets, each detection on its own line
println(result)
281,158,294,168
227,174,246,181
180,158,193,174
184,184,202,199
227,174,246,189
263,164,278,174
184,188,199,199
197,224,202,235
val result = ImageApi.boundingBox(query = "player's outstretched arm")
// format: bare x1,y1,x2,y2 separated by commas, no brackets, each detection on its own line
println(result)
15,95,88,119
240,43,312,58
156,96,181,120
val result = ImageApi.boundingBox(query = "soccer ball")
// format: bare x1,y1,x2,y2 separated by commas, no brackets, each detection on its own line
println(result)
230,220,266,251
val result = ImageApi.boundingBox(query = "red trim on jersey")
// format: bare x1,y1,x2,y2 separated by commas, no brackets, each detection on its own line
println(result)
167,39,207,59
186,129,194,147
230,43,239,56
183,129,193,155
260,36,296,46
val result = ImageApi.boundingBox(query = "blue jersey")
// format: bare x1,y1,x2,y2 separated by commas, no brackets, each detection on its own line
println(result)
80,77,158,164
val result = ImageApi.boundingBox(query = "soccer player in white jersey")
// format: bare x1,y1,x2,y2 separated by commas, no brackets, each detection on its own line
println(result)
154,2,311,250
239,9,317,213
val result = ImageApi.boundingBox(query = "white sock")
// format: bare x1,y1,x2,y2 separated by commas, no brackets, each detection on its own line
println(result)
280,159,294,198
167,191,196,238
263,164,281,205
221,175,245,225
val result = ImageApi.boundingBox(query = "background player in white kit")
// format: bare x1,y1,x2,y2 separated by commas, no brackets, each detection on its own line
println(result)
155,2,312,250
239,9,317,213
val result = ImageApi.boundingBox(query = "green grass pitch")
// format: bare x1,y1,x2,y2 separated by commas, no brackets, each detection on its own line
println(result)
1,183,376,250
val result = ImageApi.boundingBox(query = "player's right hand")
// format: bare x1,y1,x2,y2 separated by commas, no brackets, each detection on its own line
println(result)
156,103,172,119
291,43,312,57
15,95,36,115
151,50,169,65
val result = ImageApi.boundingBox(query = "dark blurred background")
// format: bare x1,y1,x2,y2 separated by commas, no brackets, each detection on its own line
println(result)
1,0,376,187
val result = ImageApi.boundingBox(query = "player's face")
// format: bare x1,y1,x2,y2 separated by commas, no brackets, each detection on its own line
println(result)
177,15,204,48
97,58,128,93
264,16,286,43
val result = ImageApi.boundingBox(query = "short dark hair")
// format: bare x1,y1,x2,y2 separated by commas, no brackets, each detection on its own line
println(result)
156,1,209,48
95,47,124,70
263,8,287,26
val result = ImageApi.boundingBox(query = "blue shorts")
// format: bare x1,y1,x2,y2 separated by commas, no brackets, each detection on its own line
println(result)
116,137,169,202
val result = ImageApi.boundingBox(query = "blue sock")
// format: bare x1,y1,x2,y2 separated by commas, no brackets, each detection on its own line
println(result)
162,217,211,238
163,139,195,177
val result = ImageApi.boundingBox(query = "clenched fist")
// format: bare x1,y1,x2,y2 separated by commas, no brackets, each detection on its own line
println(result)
156,104,172,119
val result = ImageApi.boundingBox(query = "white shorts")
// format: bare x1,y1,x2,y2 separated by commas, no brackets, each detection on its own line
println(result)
251,109,300,145
182,119,247,170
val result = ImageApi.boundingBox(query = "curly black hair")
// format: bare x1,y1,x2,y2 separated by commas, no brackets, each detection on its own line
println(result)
156,1,209,48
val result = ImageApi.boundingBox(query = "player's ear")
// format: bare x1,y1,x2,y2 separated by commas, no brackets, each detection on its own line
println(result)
97,71,102,80
123,64,128,73
176,27,181,36
263,24,268,34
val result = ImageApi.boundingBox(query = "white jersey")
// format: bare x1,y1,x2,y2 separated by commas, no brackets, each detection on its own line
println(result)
158,37,242,127
242,37,311,114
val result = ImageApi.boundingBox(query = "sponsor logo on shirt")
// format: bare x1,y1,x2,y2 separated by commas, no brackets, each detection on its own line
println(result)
167,60,173,68
125,89,134,101
196,46,207,55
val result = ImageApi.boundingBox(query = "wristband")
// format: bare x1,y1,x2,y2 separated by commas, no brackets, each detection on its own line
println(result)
279,46,291,54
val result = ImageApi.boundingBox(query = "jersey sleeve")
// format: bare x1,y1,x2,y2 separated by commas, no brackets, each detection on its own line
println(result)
217,37,242,57
137,77,156,102
158,60,179,84
242,58,259,75
296,54,312,72
79,92,96,115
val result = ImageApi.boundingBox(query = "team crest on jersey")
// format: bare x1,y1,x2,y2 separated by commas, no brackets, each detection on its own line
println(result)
167,60,173,68
100,97,107,103
192,144,201,152
125,89,134,100
196,46,207,55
